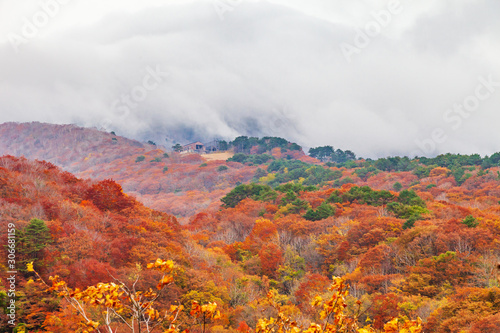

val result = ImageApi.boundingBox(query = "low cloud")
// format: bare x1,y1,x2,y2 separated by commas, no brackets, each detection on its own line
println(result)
0,0,499,157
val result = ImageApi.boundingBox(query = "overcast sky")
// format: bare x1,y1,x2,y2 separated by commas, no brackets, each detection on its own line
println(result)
0,0,499,158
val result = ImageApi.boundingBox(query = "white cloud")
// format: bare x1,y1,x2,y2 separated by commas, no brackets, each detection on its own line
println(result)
0,0,499,158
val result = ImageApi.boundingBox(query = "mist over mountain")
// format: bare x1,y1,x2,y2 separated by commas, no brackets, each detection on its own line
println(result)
1,0,500,158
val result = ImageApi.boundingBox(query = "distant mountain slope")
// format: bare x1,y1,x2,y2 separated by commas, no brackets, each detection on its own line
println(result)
0,122,257,218
0,122,145,173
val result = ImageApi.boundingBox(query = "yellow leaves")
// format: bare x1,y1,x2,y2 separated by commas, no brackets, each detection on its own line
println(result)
82,319,100,332
167,304,184,321
405,319,423,333
275,203,296,218
387,318,422,333
256,313,301,333
203,302,218,314
359,317,422,333
383,318,400,333
256,289,302,333
51,281,125,309
357,328,373,333
260,173,276,183
57,280,69,290
170,304,184,313
163,326,181,333
304,323,323,333
157,275,174,290
190,301,221,320
26,261,34,272
147,259,158,269
33,258,189,333
303,277,360,332
45,268,181,327
161,275,174,284
146,259,177,290
34,253,427,333
256,318,273,332
69,288,82,299
429,167,450,177
48,276,69,296
256,316,298,333
344,267,362,282
148,258,176,272
330,276,344,288
146,307,160,320
105,292,121,308
190,300,201,316
311,296,323,307
267,289,277,300
213,310,222,320
144,288,158,298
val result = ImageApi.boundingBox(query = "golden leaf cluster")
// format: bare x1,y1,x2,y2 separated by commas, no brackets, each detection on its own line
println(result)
190,301,221,320
257,276,422,333
147,259,176,272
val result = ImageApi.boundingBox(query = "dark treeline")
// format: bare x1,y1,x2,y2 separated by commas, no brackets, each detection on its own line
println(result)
226,136,302,154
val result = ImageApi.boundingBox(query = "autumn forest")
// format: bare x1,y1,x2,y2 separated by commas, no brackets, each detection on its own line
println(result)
2,122,500,333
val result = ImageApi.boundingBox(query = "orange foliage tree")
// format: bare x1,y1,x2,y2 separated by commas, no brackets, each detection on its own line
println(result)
29,259,220,333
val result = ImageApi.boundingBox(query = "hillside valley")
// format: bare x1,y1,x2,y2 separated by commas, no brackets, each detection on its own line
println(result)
0,122,272,218
2,122,500,332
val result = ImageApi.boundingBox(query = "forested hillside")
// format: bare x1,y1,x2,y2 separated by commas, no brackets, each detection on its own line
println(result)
0,123,260,218
0,123,324,219
0,155,422,332
2,123,500,332
187,155,500,332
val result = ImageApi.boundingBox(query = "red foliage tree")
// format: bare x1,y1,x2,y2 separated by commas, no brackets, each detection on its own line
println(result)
85,179,133,212
294,273,330,315
258,243,283,279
